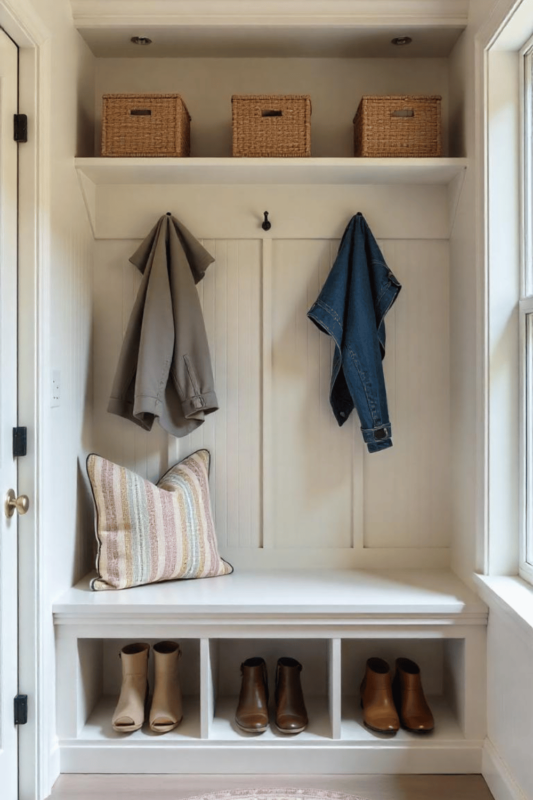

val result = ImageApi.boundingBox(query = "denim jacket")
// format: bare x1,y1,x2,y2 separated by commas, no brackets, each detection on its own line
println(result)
307,213,401,453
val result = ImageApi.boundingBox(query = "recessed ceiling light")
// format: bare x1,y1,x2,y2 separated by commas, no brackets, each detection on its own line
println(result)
131,36,153,46
391,36,413,46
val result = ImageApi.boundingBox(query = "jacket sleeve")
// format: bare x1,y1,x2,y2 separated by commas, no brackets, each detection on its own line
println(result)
168,224,218,421
308,215,400,453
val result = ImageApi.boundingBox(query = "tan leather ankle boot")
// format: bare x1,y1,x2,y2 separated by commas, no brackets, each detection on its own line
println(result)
149,641,183,733
393,657,434,733
112,643,150,733
360,657,400,734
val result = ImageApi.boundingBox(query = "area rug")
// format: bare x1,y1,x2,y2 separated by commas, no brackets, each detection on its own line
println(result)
184,790,366,800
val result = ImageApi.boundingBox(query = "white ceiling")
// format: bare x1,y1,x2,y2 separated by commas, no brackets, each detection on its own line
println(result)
77,25,465,59
72,0,468,59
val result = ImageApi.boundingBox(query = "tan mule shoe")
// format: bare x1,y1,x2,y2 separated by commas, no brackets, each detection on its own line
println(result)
149,641,183,733
112,643,150,733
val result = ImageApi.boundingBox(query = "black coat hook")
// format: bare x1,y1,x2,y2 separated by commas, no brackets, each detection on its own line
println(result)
262,211,272,231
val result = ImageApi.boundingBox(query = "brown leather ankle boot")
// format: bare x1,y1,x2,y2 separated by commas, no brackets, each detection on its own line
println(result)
112,643,150,733
393,657,434,733
235,657,269,733
360,657,400,734
274,657,308,734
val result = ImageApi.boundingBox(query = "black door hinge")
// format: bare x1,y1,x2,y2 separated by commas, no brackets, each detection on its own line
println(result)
14,695,28,725
14,114,28,143
13,427,27,458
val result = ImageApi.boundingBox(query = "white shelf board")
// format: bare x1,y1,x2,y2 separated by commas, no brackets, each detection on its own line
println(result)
211,695,331,743
68,694,464,746
75,157,467,187
341,695,464,744
79,695,201,742
53,569,487,623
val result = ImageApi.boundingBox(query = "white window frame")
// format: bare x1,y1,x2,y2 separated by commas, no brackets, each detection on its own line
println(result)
519,39,533,585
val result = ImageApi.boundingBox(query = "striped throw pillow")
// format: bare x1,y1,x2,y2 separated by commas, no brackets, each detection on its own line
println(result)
87,449,233,591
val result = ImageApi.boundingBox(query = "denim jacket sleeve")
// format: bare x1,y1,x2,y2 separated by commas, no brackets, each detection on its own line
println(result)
307,214,401,453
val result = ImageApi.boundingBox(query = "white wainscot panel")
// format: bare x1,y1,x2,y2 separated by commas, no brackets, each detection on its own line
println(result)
364,239,451,549
270,239,362,550
171,239,263,550
92,239,263,552
269,238,450,553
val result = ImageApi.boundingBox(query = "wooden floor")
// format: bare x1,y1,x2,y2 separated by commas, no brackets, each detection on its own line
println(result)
48,774,494,800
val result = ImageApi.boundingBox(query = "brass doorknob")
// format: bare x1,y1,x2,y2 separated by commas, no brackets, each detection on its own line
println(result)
4,489,30,518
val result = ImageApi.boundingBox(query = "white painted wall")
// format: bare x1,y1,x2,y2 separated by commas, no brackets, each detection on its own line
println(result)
90,212,452,569
485,606,533,800
450,0,533,798
89,55,454,570
94,56,451,157
448,21,480,588
17,0,96,795
18,0,533,794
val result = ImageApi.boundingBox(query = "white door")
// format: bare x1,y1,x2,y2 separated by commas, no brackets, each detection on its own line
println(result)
0,27,20,800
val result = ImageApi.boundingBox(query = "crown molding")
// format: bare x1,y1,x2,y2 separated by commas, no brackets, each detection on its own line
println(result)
0,0,49,46
71,0,469,29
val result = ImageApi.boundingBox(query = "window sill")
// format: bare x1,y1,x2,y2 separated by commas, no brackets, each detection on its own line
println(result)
473,573,533,642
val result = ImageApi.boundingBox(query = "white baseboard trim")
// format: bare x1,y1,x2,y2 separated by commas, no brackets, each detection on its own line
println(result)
46,745,60,800
482,740,527,800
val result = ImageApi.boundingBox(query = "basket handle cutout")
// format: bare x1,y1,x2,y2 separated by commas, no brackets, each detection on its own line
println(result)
262,110,283,117
391,109,415,118
130,109,152,116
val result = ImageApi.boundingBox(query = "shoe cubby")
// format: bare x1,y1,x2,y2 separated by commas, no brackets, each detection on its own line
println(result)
202,638,333,742
340,638,464,743
56,637,202,743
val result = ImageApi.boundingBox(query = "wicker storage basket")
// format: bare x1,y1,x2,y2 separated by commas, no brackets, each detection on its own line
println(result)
101,94,191,157
353,95,441,157
232,95,311,157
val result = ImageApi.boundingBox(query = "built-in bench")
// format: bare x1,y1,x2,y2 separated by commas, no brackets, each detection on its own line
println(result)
53,569,487,775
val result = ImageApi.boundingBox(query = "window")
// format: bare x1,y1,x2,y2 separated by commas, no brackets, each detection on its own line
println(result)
520,46,533,583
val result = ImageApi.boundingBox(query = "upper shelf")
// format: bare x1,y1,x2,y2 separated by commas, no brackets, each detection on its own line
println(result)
75,157,467,186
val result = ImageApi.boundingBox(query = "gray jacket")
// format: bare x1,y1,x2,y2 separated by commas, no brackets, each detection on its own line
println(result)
108,214,218,437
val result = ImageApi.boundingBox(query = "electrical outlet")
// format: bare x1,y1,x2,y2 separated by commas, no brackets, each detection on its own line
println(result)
51,370,61,408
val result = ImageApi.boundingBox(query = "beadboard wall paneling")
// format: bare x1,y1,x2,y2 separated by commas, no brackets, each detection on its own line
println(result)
268,238,450,552
270,239,362,550
364,239,451,549
92,184,451,241
92,235,450,563
92,238,262,550
172,239,262,550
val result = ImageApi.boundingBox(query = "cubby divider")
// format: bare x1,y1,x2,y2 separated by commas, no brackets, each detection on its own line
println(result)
327,639,342,740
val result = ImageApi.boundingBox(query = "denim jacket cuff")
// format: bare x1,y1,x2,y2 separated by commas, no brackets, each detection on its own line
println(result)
361,423,393,453
307,301,343,346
